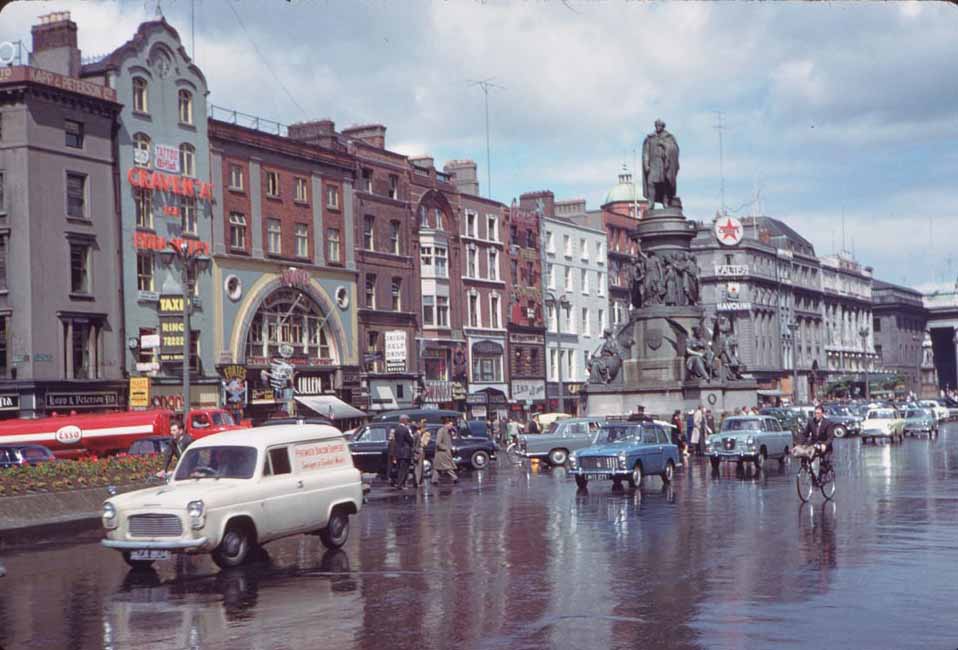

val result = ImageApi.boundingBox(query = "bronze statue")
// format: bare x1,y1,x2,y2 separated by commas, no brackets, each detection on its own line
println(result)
587,327,632,384
681,252,700,305
644,252,666,305
642,119,680,208
714,315,746,380
664,254,684,306
629,252,647,309
685,325,713,381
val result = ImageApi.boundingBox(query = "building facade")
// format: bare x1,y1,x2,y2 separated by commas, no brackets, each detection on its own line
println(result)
871,280,927,396
0,13,125,418
820,252,876,396
82,18,218,412
592,170,644,330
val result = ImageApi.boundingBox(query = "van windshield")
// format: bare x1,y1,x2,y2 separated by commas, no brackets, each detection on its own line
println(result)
175,445,258,480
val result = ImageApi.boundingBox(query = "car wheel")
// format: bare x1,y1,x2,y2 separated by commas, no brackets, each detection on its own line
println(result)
661,460,675,483
832,426,847,439
319,509,350,549
548,448,569,466
212,522,253,569
754,448,766,471
121,552,155,571
627,462,643,488
470,450,490,469
709,456,721,472
575,475,588,490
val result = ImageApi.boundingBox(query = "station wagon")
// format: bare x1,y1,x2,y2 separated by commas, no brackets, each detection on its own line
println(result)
707,416,792,471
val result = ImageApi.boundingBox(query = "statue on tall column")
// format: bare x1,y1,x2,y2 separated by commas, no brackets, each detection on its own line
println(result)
642,119,680,208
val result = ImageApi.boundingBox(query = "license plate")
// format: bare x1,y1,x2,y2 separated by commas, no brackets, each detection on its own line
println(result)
584,472,612,480
129,549,171,561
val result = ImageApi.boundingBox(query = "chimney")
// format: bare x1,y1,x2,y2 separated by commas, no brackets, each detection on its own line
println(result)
341,124,387,149
443,160,479,196
31,12,81,77
519,191,555,218
288,119,338,149
410,156,434,171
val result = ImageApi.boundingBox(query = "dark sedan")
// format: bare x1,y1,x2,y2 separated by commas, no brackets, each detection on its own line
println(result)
348,422,496,478
0,444,56,468
127,436,174,456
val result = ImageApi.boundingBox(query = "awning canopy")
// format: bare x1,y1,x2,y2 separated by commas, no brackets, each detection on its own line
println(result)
757,389,786,397
295,395,366,420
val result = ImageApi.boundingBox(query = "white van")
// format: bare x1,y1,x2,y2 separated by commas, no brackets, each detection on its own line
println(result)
101,423,363,569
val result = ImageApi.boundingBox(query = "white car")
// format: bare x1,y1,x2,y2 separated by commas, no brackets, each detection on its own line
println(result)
860,408,905,445
101,423,363,570
918,400,949,423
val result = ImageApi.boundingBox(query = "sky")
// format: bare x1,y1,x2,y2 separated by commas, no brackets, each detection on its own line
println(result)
2,0,957,291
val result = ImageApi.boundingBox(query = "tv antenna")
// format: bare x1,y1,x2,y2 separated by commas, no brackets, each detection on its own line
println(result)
468,78,504,199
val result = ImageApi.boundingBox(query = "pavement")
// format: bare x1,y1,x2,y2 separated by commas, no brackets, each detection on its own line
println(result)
3,427,958,649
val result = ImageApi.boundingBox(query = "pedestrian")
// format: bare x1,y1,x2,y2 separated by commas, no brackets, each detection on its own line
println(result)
526,415,541,435
431,417,459,485
705,409,716,438
413,423,432,487
162,419,192,474
386,429,397,485
508,417,521,446
391,415,415,490
691,405,704,456
670,410,687,456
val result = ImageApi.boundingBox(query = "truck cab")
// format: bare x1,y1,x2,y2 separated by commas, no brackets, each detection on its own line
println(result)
186,409,249,440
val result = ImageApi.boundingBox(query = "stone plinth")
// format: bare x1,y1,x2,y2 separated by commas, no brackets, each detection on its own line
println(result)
584,382,758,420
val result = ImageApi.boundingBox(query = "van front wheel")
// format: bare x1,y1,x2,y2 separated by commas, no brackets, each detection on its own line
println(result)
319,509,350,549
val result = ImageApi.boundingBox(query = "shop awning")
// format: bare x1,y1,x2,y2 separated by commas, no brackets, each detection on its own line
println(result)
295,395,366,420
757,389,786,397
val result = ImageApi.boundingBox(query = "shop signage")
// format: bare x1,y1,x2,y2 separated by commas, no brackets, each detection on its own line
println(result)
129,377,151,409
278,343,295,359
776,248,793,260
385,330,407,373
246,355,335,368
726,283,741,300
141,333,160,349
220,364,248,406
424,380,452,403
46,391,119,409
136,361,160,372
715,216,744,247
471,341,504,355
265,359,294,392
159,295,185,315
154,144,180,173
0,66,118,101
467,392,488,405
136,232,211,256
296,374,328,396
509,333,545,345
512,380,545,401
0,394,19,411
281,268,310,289
451,382,466,401
127,168,214,201
159,318,185,353
250,387,276,404
715,265,748,277
717,302,752,312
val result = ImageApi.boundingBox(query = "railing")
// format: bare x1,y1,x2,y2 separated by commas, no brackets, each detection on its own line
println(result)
208,104,288,137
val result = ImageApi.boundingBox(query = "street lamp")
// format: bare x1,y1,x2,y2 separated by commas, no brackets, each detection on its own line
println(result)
858,326,870,400
544,291,571,415
160,240,210,422
913,334,922,398
787,321,799,404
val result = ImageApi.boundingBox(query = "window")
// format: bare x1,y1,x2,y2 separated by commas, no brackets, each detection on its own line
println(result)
550,349,558,381
229,164,244,191
419,206,429,228
547,303,557,333
434,208,443,230
437,296,449,327
178,143,196,178
547,263,555,289
510,224,518,244
564,235,572,256
64,119,84,149
389,174,399,199
598,272,606,297
511,259,518,283
326,185,339,209
469,293,480,327
564,267,572,291
487,215,498,242
180,196,197,234
467,247,477,278
491,295,501,329
133,133,151,167
565,304,574,333
526,230,535,249
567,348,574,378
229,212,247,250
420,245,432,268
580,238,588,261
873,318,881,333
473,354,502,382
295,177,308,203
391,277,402,311
488,249,499,281
0,234,6,291
598,309,605,332
365,275,376,308
268,448,292,475
546,230,555,253
362,168,373,193
266,171,279,197
66,172,86,219
582,308,590,336
434,246,448,277
267,218,282,254
363,216,375,250
0,316,6,377
133,77,148,113
389,220,401,254
178,89,193,124
66,320,95,379
422,295,435,325
596,241,605,264
137,253,154,292
326,228,341,263
0,171,4,213
134,188,152,228
70,243,90,293
295,223,309,258
466,211,477,238
581,268,588,294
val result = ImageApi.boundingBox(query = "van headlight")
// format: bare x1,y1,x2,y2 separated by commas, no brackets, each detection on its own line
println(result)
102,502,118,529
187,500,206,530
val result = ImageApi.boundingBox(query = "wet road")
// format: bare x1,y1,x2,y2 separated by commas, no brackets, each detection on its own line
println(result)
3,426,958,650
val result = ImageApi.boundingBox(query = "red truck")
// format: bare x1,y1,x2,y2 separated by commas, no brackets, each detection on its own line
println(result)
0,408,248,459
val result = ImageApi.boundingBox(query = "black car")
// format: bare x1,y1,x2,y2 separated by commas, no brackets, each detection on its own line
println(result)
822,404,863,438
127,436,174,456
348,422,496,478
0,444,56,468
371,408,463,426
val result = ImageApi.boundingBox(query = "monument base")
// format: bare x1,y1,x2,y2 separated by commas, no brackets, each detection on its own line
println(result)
584,381,758,420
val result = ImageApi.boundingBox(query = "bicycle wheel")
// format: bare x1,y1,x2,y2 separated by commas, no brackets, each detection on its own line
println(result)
796,466,814,502
819,464,836,500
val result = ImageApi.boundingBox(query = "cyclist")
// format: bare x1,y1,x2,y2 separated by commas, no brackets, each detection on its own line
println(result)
797,405,832,461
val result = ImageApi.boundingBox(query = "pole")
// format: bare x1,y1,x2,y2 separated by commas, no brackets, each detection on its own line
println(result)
483,86,491,199
555,300,564,415
182,261,192,424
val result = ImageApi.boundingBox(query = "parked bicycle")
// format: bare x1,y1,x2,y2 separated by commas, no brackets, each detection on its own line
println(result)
793,443,835,502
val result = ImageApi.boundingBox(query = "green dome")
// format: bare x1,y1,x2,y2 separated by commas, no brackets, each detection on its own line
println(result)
604,170,641,205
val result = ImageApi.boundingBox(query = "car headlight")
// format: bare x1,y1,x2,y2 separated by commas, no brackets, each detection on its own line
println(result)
102,502,118,529
187,500,206,530
617,453,627,469
569,453,577,467
746,437,754,446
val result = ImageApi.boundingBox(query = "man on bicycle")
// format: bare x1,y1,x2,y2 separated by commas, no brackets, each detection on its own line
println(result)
797,405,832,459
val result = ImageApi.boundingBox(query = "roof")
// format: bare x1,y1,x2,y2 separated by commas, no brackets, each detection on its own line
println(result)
190,423,344,450
872,278,923,297
742,216,816,256
603,178,642,206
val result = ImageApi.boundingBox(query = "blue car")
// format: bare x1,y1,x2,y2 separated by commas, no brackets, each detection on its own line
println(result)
569,420,680,490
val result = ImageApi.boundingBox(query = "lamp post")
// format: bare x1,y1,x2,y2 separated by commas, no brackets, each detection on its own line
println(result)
160,240,210,423
913,334,922,399
859,326,870,400
787,321,799,404
545,291,571,414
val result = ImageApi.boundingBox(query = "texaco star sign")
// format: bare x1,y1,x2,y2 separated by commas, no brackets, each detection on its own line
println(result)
715,216,744,247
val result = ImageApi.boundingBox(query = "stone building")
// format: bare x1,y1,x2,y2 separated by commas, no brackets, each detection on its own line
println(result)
819,252,876,396
0,13,125,418
871,279,928,396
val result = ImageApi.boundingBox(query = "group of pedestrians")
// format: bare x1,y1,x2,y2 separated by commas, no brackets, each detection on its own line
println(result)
670,406,717,456
386,415,458,490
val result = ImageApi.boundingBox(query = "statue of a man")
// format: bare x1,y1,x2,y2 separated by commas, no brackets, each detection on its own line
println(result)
629,252,647,309
644,253,666,305
642,119,680,208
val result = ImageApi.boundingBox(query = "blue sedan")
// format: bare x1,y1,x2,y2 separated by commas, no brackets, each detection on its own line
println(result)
569,420,680,490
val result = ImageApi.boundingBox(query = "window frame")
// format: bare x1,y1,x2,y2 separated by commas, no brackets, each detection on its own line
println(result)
132,77,149,114
266,170,280,198
65,172,87,220
391,277,402,311
266,218,282,255
134,187,153,229
179,143,196,178
294,223,309,258
69,242,91,294
136,252,155,292
177,89,193,125
295,177,308,203
229,212,248,250
326,227,341,263
64,119,84,149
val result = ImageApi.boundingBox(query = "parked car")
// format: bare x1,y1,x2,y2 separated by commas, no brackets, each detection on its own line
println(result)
348,422,496,477
758,407,803,437
568,420,679,490
532,412,572,430
707,416,792,471
822,404,863,438
917,400,949,423
101,423,363,570
127,437,174,457
371,409,462,426
902,408,938,438
517,417,605,466
0,444,56,468
860,407,905,444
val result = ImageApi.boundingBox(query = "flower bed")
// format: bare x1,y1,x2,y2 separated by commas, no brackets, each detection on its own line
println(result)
0,454,166,497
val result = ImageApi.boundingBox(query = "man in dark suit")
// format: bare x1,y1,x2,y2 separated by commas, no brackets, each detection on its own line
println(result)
392,415,415,490
801,405,833,460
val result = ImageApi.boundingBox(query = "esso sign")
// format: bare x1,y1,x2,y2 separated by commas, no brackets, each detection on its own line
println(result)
55,425,83,445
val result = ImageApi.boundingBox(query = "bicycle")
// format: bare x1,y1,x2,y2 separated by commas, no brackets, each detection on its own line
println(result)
794,443,835,502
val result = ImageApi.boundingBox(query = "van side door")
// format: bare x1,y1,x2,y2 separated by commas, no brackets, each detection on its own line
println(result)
260,446,303,538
